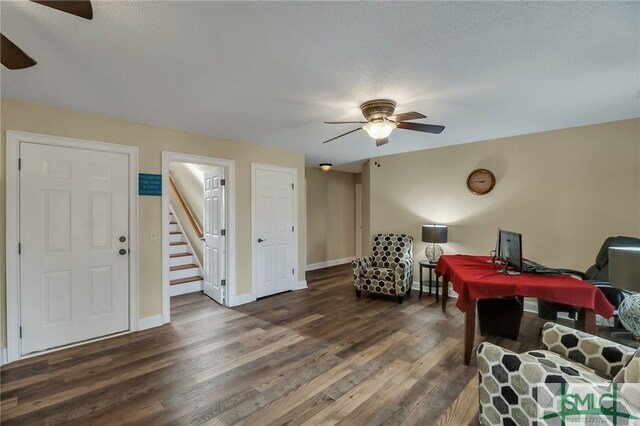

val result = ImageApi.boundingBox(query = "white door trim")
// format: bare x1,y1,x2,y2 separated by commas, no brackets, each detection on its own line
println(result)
5,130,139,364
355,183,362,258
161,152,236,323
251,163,299,302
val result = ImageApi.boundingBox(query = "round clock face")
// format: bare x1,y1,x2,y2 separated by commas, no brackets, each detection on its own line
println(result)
466,168,496,195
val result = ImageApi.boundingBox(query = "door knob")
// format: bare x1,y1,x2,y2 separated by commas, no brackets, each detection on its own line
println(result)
257,238,267,243
119,236,127,242
119,249,127,255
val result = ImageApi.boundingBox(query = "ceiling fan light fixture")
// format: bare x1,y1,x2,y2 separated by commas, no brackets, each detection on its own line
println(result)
319,163,332,172
363,121,396,139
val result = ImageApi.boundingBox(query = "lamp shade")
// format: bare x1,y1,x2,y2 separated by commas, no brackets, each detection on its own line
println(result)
422,224,448,244
363,121,396,139
609,247,640,293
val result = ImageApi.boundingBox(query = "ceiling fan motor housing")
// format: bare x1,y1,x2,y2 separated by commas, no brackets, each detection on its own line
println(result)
360,99,397,121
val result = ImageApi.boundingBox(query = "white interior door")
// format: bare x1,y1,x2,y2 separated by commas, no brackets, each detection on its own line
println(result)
203,168,225,305
254,167,295,298
19,142,130,355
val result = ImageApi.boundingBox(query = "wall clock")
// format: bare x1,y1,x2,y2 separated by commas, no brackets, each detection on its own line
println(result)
466,168,496,195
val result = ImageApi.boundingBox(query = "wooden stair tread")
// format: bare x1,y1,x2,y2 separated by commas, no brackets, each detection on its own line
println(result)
170,264,199,271
170,276,203,285
170,242,187,246
170,253,192,258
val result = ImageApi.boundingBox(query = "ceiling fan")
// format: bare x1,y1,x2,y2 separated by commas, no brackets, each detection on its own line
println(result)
323,99,445,146
1,1,93,70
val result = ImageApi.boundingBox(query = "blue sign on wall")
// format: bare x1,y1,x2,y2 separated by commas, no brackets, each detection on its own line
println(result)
139,173,162,196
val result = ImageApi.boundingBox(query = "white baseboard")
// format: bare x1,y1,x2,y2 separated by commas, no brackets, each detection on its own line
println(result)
139,314,163,331
294,280,308,290
229,292,254,307
411,281,458,298
0,347,7,366
306,257,356,271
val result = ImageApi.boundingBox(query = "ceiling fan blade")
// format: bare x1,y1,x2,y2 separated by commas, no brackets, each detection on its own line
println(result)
324,121,368,124
376,138,389,147
31,1,93,20
1,34,37,70
389,111,426,122
322,127,362,144
397,122,445,134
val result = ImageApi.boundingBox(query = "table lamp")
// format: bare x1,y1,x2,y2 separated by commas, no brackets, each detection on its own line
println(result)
610,247,640,340
422,224,448,263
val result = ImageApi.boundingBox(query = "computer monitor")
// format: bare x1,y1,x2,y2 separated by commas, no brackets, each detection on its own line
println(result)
497,229,523,273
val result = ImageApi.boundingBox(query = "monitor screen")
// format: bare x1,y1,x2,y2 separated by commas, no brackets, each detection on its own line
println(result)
498,229,523,272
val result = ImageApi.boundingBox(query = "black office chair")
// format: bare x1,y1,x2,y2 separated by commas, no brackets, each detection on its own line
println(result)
538,236,640,329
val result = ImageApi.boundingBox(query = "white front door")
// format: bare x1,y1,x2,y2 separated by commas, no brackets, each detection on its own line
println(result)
203,168,225,305
254,167,296,298
19,143,130,355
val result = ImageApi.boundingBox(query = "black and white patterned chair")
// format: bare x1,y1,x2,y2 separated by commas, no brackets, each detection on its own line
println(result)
352,234,414,304
477,322,640,425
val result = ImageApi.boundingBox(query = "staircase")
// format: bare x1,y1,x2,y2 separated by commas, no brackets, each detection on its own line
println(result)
169,208,204,296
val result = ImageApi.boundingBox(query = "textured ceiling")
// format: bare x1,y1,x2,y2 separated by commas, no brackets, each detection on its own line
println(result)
2,1,639,172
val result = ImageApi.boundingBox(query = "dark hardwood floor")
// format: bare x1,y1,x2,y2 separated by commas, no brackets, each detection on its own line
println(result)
0,264,546,425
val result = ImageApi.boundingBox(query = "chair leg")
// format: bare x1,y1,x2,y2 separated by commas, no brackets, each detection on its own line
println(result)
355,289,361,298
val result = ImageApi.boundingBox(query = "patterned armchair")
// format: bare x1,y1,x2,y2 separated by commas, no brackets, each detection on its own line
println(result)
478,322,639,425
352,234,414,304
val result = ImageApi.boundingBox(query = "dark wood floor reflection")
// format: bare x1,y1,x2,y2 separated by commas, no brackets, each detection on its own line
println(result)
0,263,545,425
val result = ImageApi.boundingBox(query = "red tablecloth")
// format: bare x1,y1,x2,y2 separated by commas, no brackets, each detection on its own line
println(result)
435,255,614,319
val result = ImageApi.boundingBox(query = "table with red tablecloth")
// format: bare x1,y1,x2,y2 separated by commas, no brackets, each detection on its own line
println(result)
434,255,614,365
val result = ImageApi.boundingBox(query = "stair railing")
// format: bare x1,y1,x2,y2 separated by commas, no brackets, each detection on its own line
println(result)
169,176,203,239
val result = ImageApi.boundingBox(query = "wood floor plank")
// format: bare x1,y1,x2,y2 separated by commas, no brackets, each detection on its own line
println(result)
0,263,547,424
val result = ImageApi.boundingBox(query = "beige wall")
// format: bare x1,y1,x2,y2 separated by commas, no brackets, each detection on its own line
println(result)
367,119,640,279
0,98,307,348
306,167,357,265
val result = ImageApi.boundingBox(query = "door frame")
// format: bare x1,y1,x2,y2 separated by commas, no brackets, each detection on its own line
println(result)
355,183,363,258
161,152,236,322
5,130,139,363
251,163,300,302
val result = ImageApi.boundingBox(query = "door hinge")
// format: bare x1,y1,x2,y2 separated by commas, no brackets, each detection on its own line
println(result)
221,229,226,236
221,279,226,287
221,179,226,186
18,158,21,171
19,327,22,338
292,226,294,232
18,243,21,255
292,268,295,275
291,183,294,190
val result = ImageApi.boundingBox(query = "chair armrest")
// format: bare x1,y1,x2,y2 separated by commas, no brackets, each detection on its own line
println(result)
541,322,636,377
394,259,413,292
352,256,373,289
587,283,632,309
478,342,640,422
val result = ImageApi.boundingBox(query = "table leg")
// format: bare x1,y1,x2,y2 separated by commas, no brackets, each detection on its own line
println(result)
419,266,423,299
435,273,439,303
464,299,477,366
583,309,596,335
428,268,432,296
442,279,449,312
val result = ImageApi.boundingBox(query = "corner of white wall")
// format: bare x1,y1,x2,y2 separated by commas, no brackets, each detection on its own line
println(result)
138,315,163,331
1,347,7,366
229,293,254,307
